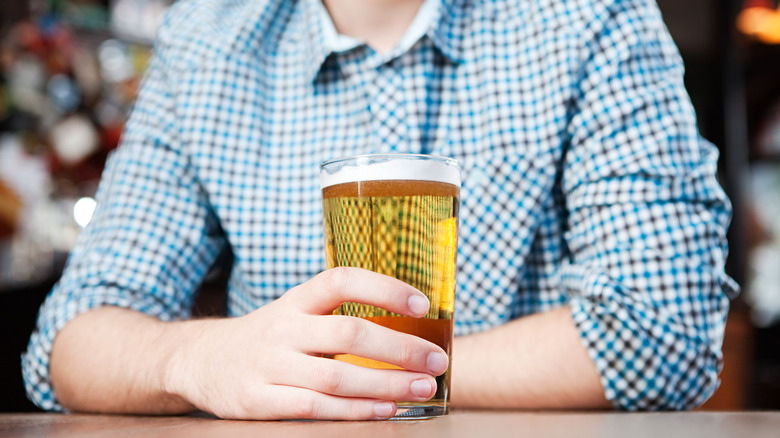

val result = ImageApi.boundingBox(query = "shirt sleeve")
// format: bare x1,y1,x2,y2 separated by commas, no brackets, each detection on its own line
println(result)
562,0,739,410
21,8,226,411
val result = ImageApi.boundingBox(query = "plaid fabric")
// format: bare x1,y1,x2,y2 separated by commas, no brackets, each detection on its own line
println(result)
23,0,737,411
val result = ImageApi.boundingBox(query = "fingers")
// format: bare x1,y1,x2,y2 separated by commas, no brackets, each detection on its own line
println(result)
296,315,448,375
285,267,430,318
243,385,398,421
235,385,393,420
222,268,447,421
275,354,438,402
282,268,447,373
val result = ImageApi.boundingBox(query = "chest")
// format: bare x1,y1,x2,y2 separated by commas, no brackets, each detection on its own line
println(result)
171,46,571,293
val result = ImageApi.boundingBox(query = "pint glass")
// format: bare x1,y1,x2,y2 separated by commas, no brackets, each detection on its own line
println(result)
320,154,460,419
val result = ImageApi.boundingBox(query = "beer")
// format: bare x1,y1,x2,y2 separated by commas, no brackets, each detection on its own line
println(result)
320,155,460,419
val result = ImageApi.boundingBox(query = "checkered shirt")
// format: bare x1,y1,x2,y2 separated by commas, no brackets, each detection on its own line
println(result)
23,0,738,411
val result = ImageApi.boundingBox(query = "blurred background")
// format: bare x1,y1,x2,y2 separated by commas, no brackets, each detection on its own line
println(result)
0,0,779,412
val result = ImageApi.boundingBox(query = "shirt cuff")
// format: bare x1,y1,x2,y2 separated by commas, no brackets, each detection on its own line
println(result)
567,277,732,410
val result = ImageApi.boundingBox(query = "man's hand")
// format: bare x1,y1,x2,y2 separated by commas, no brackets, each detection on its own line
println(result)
50,268,448,420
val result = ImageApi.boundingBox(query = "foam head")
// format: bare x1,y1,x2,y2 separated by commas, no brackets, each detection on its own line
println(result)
320,154,460,189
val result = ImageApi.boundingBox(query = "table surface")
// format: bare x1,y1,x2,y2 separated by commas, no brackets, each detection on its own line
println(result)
1,410,779,438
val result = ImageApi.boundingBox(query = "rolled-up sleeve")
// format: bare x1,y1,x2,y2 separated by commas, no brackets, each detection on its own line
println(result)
21,7,226,411
562,0,738,410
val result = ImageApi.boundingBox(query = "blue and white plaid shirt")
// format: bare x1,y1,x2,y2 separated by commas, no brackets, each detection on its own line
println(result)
24,0,737,411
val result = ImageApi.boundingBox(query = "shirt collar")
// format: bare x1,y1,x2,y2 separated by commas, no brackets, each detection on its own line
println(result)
427,0,468,64
300,0,465,83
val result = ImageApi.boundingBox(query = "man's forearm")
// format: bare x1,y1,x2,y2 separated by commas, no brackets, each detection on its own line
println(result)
450,306,611,409
46,269,450,420
50,306,199,414
51,300,607,414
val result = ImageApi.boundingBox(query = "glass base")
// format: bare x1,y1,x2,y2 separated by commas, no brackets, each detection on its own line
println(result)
392,403,448,420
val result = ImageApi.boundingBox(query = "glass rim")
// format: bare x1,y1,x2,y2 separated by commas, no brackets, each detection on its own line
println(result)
320,153,459,170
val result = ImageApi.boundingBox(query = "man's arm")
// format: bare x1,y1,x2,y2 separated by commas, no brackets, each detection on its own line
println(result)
451,307,609,409
49,268,449,420
50,307,194,414
452,0,735,411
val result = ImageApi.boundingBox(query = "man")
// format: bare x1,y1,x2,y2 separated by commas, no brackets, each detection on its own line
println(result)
23,0,737,419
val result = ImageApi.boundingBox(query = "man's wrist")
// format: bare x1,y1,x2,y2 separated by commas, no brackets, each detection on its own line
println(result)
157,318,216,413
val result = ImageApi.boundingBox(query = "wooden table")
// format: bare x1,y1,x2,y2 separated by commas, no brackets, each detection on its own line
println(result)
1,411,779,438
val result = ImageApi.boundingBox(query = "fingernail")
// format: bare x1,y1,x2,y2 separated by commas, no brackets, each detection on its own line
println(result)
373,401,395,419
427,351,449,374
410,378,434,398
407,294,429,316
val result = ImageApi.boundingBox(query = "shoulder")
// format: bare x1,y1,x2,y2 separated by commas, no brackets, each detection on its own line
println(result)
153,0,293,71
470,0,659,35
487,0,668,57
453,0,602,50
